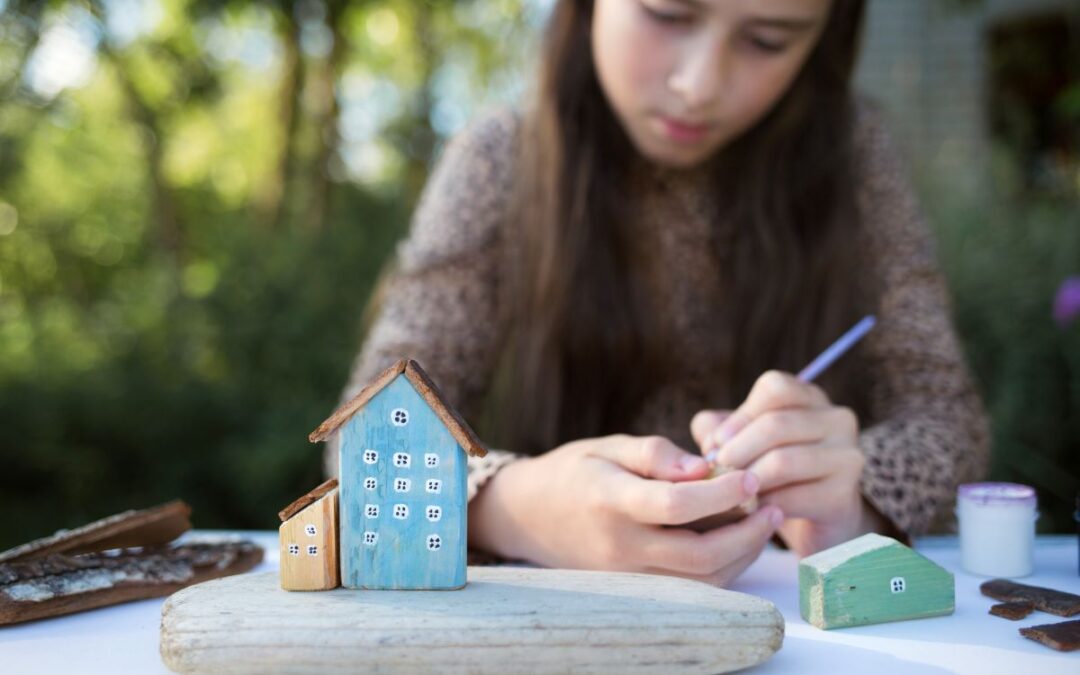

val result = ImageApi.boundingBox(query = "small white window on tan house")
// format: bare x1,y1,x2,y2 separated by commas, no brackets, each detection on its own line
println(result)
288,544,300,556
426,506,442,522
426,479,441,494
307,545,318,556
427,535,442,551
394,478,411,492
363,531,378,546
363,449,378,465
364,477,377,490
391,408,409,426
305,524,317,536
393,452,411,468
393,504,409,519
890,577,906,594
366,504,379,519
425,453,439,468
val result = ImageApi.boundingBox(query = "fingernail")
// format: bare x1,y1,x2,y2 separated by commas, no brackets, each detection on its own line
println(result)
680,455,706,472
768,507,784,528
741,471,759,495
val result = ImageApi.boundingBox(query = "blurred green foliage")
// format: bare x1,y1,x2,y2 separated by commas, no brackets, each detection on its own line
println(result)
0,0,1076,550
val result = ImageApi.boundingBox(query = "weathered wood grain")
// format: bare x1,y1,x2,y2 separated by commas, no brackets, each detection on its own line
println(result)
160,567,784,674
0,540,263,625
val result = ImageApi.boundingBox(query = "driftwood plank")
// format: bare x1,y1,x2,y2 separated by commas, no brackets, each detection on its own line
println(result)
161,567,784,674
0,540,263,625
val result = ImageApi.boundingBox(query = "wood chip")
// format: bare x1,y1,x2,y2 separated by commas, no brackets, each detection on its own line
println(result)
1020,619,1080,652
980,579,1080,617
989,601,1034,621
0,539,263,626
0,501,192,564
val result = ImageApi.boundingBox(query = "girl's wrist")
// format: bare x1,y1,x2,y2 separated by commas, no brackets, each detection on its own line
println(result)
467,456,531,560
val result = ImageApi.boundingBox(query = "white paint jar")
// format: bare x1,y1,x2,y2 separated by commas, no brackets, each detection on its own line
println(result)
957,482,1037,577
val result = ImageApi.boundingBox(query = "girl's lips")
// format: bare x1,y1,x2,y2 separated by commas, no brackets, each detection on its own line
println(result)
659,116,712,143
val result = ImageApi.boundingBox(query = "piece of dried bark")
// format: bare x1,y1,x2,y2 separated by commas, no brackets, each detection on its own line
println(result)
0,539,263,626
980,579,1080,617
989,601,1035,621
1019,619,1080,651
0,501,192,564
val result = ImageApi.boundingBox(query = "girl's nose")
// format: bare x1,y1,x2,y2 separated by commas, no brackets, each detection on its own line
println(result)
667,37,727,111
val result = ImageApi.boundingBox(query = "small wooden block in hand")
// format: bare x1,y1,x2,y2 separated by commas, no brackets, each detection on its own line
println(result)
680,464,758,533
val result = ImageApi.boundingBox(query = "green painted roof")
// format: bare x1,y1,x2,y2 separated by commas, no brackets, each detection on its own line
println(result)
800,533,904,574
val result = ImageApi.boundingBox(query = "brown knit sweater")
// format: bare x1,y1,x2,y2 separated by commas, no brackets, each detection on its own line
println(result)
323,103,990,537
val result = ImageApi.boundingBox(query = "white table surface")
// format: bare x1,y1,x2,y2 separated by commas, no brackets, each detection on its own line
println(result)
1,532,1077,674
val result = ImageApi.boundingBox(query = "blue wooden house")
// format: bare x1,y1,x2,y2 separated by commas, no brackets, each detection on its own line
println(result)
308,359,487,590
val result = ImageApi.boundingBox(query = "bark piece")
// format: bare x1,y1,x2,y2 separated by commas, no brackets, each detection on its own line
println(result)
1019,619,1080,652
989,601,1034,621
980,579,1080,617
0,539,263,626
0,501,192,564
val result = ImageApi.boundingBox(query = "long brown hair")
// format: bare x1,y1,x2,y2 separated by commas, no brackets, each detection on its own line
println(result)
486,0,873,456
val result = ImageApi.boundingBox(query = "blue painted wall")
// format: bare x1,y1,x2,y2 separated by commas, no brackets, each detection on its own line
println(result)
339,375,467,589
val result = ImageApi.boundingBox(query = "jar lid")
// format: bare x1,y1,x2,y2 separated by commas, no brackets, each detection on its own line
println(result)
958,482,1036,507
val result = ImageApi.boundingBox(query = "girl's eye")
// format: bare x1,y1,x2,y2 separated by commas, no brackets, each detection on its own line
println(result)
746,35,788,54
641,3,692,25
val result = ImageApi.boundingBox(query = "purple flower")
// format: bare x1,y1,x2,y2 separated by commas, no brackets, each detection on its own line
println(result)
1054,276,1080,328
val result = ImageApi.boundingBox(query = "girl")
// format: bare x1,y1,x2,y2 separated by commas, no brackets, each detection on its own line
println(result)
325,0,990,587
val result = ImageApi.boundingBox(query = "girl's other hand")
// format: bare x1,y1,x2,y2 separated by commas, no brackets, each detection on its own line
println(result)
468,434,783,587
690,370,886,556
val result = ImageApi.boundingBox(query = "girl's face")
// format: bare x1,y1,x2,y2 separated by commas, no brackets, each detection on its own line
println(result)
592,0,833,168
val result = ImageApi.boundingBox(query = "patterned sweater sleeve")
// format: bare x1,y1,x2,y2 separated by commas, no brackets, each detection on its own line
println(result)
852,104,992,535
322,109,524,497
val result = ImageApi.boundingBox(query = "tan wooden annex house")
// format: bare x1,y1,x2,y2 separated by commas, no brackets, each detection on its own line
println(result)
278,478,339,591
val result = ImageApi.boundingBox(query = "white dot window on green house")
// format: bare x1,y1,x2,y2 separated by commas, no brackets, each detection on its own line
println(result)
890,577,906,593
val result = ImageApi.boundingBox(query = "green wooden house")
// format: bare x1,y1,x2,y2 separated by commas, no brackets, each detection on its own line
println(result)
799,533,954,630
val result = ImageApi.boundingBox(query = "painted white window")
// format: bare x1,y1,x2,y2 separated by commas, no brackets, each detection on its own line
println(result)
426,479,442,494
288,544,300,555
391,408,409,426
890,577,906,594
426,506,442,522
363,531,378,546
427,535,442,551
394,478,411,492
393,452,411,468
365,504,379,519
364,477,377,490
305,524,317,536
393,504,409,519
425,453,439,468
307,545,318,556
363,449,378,465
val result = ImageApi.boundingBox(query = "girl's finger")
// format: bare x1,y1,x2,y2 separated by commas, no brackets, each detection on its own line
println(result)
712,370,831,447
588,434,710,482
690,409,732,451
715,408,828,469
639,505,783,576
757,478,855,522
746,444,840,492
603,467,759,525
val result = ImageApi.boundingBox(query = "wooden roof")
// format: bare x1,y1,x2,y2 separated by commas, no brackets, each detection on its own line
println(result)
308,358,487,458
278,478,339,522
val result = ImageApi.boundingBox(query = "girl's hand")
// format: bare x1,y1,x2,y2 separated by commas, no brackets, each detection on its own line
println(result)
691,370,885,556
468,434,784,587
